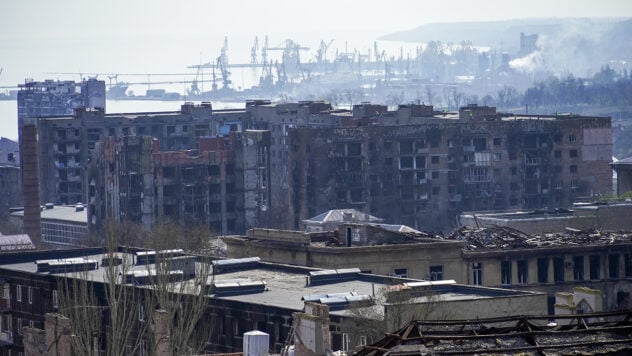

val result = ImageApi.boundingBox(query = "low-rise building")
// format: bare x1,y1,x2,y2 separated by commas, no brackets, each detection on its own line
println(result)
224,226,465,279
0,247,545,355
9,204,88,246
453,225,632,312
226,222,632,312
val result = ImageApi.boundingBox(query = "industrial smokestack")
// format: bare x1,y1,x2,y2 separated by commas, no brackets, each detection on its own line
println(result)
20,124,41,243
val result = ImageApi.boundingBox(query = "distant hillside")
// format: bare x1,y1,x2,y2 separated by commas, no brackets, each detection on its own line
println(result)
380,18,632,77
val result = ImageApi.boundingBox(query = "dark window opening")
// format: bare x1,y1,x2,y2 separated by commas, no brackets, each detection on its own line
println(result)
501,261,511,285
554,257,565,282
589,255,600,280
517,260,528,284
429,265,443,281
537,258,549,283
609,254,620,279
574,256,584,281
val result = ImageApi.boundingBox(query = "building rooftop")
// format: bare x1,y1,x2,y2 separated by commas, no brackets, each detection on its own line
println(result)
10,204,87,224
303,209,383,225
0,248,539,316
0,234,35,251
448,225,632,251
356,310,632,355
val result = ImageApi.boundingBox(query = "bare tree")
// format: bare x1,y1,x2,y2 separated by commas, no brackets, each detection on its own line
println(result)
343,284,454,353
141,221,214,355
57,220,150,356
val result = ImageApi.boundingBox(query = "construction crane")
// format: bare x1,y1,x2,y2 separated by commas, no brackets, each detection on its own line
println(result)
216,56,231,90
251,36,259,64
261,35,269,66
267,39,309,67
316,39,334,63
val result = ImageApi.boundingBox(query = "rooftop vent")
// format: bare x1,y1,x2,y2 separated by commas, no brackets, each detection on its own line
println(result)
212,257,260,274
36,257,98,274
125,269,184,285
136,249,185,265
211,278,267,295
308,268,361,286
302,291,372,310
101,254,123,267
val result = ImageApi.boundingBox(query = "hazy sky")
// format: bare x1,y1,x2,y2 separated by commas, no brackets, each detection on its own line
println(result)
1,0,631,85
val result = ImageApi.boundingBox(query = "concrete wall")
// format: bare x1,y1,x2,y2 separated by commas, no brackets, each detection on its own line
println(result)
463,244,632,311
224,237,465,281
384,291,547,331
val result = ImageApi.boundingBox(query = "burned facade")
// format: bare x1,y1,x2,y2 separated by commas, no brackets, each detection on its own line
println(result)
287,106,612,232
87,131,270,235
246,100,338,224
35,103,249,205
23,94,612,234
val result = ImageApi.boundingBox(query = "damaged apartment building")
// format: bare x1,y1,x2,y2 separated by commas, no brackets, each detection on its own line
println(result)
287,104,612,232
20,79,613,234
87,130,270,235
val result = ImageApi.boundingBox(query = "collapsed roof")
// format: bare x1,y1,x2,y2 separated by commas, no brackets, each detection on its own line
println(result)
448,225,632,250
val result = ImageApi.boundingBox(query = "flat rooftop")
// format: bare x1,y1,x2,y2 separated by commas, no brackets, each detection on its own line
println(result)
0,249,539,316
10,205,87,224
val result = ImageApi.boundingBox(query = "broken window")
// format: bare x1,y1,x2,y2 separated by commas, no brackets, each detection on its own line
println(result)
393,268,407,278
568,134,576,143
399,157,413,169
569,149,578,158
625,254,632,278
590,255,600,280
554,257,565,282
415,156,426,169
517,260,528,284
399,140,413,154
569,165,578,174
472,263,482,285
609,254,620,279
473,138,487,151
573,256,584,281
493,137,502,146
429,265,443,281
501,261,511,285
431,171,439,179
537,258,549,283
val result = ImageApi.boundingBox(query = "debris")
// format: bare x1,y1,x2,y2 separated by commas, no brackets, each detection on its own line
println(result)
448,225,632,250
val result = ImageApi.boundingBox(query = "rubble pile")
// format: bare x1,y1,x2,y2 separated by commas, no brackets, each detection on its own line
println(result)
449,225,632,250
